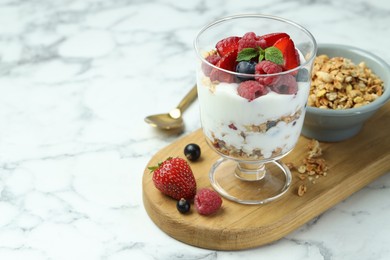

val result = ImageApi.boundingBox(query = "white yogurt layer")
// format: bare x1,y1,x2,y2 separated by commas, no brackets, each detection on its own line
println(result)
197,75,310,160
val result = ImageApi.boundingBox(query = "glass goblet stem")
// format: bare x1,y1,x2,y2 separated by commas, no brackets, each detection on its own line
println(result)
235,162,266,181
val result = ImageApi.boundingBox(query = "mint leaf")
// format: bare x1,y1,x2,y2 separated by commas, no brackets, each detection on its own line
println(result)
265,47,284,65
237,48,259,62
258,49,265,62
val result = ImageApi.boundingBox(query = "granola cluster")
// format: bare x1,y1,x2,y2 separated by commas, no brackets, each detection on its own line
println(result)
308,55,384,109
286,139,328,197
244,109,302,133
210,133,284,160
208,109,302,160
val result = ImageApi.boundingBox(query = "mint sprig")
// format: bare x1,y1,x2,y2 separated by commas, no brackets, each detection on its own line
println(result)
236,46,284,65
236,48,259,62
264,47,284,65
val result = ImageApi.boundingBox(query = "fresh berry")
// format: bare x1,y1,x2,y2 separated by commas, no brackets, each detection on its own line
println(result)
149,157,197,201
216,36,241,57
228,123,237,130
266,120,277,130
202,54,221,76
296,68,309,82
273,37,300,72
184,143,201,161
272,74,298,94
209,50,238,83
255,60,283,85
235,61,257,81
237,32,266,52
237,80,268,101
194,188,222,216
177,198,190,214
260,32,290,47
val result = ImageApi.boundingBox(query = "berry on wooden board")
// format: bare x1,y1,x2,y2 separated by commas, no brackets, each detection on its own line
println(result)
177,198,191,214
194,188,223,215
184,143,201,161
148,157,197,201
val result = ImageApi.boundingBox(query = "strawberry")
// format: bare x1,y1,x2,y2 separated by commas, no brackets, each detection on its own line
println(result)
260,32,290,47
273,36,300,72
209,50,238,83
149,157,196,201
216,36,241,57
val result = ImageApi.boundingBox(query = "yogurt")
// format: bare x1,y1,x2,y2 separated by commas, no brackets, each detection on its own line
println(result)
197,73,310,161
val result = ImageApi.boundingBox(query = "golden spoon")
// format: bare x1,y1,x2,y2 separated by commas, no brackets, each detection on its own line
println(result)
144,84,197,130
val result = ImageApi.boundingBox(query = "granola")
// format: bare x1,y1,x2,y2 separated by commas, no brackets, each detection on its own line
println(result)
287,139,328,196
244,109,302,133
210,133,284,160
309,55,384,109
207,107,303,160
297,184,307,197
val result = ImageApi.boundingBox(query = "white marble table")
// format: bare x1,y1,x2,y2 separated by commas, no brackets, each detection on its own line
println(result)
1,0,389,259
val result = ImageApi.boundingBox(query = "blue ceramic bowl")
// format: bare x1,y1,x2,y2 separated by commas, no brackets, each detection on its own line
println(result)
302,44,390,142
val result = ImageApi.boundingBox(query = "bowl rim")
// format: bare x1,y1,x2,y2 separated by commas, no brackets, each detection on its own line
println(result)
307,43,390,116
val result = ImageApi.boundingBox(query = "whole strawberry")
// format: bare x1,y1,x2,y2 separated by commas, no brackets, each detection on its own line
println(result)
149,157,197,201
194,188,222,215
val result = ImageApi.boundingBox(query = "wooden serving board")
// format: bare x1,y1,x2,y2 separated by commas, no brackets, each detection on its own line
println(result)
142,101,390,250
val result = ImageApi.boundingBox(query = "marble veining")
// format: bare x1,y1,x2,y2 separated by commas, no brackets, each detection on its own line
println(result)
1,0,390,259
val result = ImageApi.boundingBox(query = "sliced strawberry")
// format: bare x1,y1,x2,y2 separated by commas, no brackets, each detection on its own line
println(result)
216,36,241,57
260,32,290,47
209,50,238,83
273,36,300,72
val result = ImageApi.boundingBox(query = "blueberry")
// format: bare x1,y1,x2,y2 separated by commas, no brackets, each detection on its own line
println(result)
236,61,257,81
296,68,309,82
184,143,201,161
177,198,190,213
266,120,277,131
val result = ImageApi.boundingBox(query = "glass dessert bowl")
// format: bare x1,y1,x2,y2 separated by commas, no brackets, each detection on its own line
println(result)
194,14,317,204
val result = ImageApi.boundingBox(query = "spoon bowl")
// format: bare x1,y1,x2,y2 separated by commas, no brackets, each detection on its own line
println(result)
144,85,197,130
144,112,184,130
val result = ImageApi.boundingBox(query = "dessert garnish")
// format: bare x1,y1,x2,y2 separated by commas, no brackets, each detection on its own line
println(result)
237,80,268,101
216,36,241,56
273,36,299,71
148,157,197,201
202,31,301,100
209,50,238,83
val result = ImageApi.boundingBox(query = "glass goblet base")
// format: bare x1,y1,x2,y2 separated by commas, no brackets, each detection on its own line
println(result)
209,158,292,205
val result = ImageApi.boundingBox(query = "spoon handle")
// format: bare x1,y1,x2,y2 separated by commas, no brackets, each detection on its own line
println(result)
176,84,198,112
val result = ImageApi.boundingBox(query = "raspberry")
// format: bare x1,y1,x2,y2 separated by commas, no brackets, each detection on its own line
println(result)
228,123,237,130
202,54,221,76
238,32,266,52
237,80,268,101
194,189,222,216
255,61,283,85
216,36,241,57
272,74,298,94
209,50,237,83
